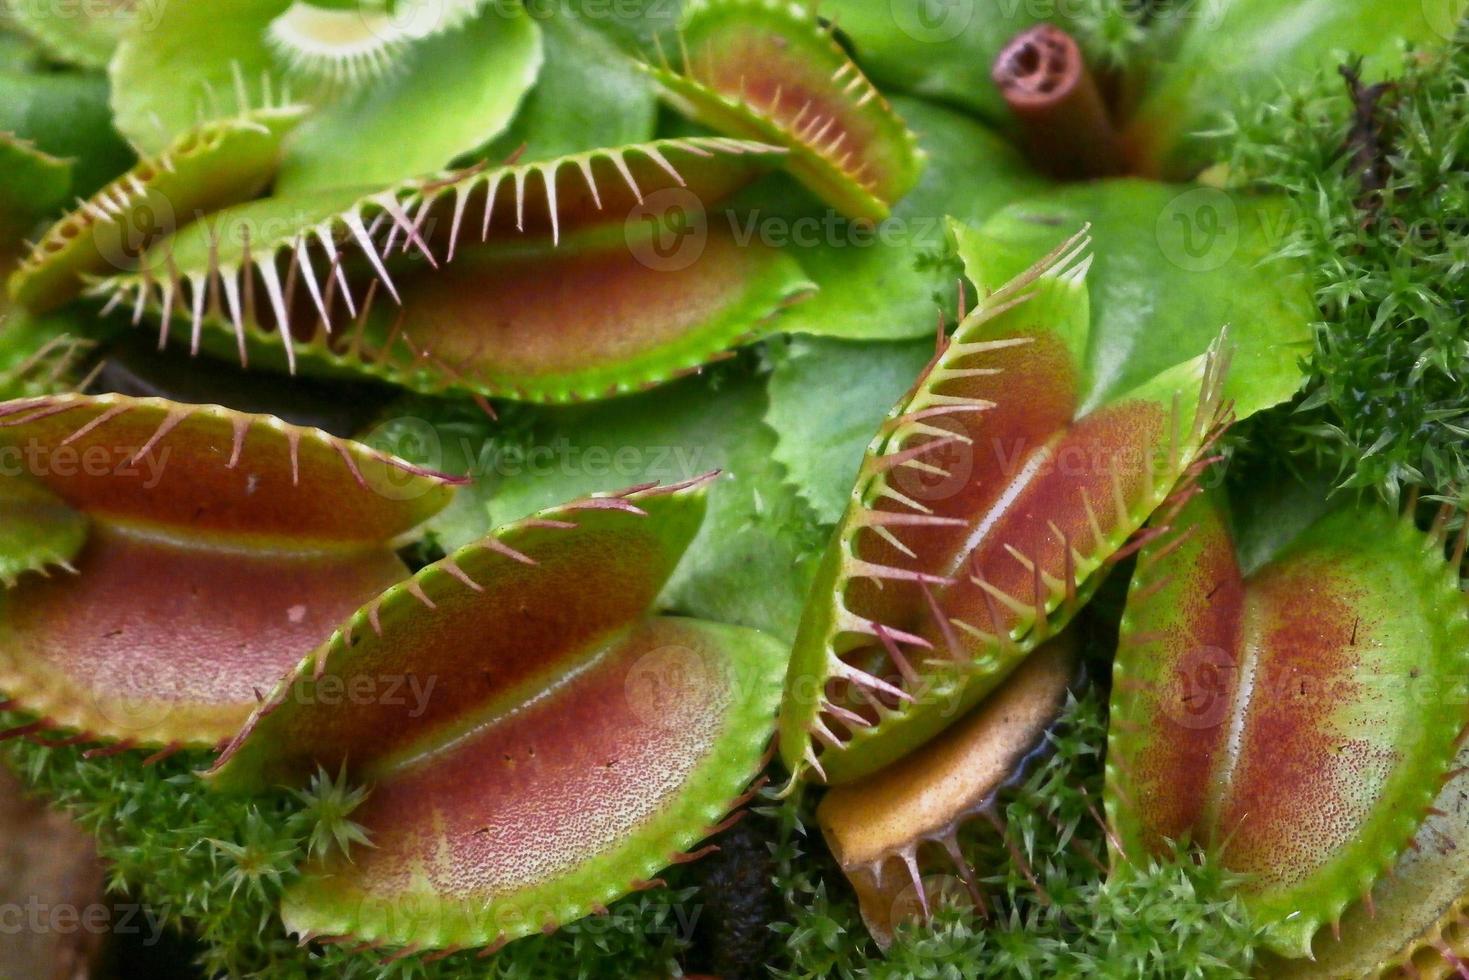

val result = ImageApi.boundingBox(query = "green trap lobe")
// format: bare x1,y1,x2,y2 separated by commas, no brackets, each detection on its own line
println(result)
1109,493,1469,957
0,524,406,746
647,0,923,220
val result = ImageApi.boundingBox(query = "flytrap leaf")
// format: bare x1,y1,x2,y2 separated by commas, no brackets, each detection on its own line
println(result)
643,0,924,220
96,137,811,403
0,133,71,240
817,632,1079,947
1264,743,1469,978
779,229,1232,786
1107,490,1469,958
109,0,539,189
211,479,788,957
8,107,307,314
0,393,461,749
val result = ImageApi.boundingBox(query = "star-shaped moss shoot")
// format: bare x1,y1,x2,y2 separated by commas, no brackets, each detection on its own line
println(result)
210,477,787,958
0,392,462,750
110,0,543,193
1107,487,1469,959
817,631,1080,947
93,138,813,402
643,0,924,221
778,227,1231,786
8,107,307,314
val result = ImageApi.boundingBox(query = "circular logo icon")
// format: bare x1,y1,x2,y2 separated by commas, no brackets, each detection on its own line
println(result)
889,873,976,927
890,0,973,43
1158,645,1237,731
92,187,177,273
1157,187,1239,273
625,188,708,272
889,415,974,504
625,645,721,728
357,416,446,501
90,665,177,735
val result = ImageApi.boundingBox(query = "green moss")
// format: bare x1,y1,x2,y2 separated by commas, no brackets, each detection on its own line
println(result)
1224,31,1469,503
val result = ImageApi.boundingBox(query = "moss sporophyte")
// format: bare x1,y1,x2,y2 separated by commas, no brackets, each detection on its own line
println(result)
1,0,1468,976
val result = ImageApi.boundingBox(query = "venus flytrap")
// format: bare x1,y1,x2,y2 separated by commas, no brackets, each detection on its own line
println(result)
778,227,1232,786
211,477,788,960
643,0,926,221
93,137,813,402
1108,483,1469,959
0,392,462,750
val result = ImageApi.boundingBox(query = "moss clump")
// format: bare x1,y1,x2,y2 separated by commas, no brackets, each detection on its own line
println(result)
1225,32,1469,503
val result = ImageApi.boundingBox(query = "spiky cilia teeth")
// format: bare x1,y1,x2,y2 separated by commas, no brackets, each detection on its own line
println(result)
9,106,307,314
780,229,1237,787
91,137,786,381
818,636,1080,947
643,0,924,220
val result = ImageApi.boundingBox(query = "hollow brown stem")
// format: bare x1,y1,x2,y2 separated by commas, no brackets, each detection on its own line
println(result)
992,24,1126,181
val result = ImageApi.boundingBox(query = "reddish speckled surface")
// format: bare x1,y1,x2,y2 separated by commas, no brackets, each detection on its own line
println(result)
302,618,728,902
1219,556,1390,889
387,226,780,386
0,524,406,743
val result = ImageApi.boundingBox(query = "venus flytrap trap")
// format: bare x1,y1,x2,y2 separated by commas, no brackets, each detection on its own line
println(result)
778,226,1232,787
210,476,787,960
642,0,926,221
0,392,462,750
1,1,1468,975
9,105,308,313
93,137,812,401
1108,482,1469,959
816,630,1081,947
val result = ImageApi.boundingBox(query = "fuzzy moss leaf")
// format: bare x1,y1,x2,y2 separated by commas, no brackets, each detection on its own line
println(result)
1127,0,1469,178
